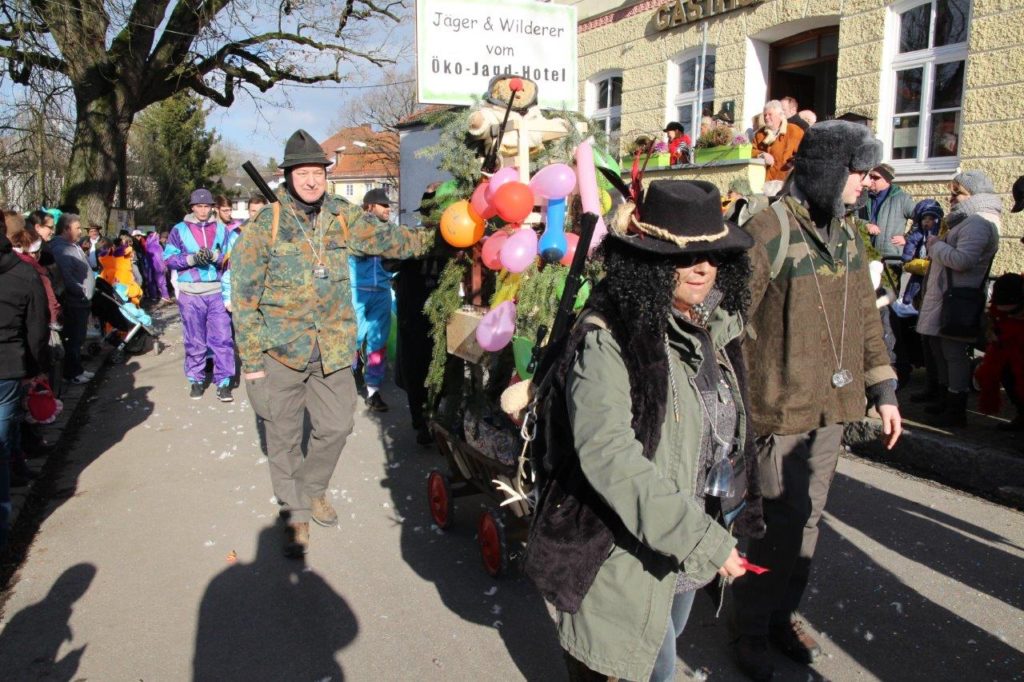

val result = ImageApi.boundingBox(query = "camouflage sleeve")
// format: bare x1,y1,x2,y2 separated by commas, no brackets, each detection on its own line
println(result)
230,214,271,374
744,209,776,318
346,212,436,259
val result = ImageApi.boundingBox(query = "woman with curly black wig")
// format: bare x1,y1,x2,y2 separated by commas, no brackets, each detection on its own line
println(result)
528,180,765,682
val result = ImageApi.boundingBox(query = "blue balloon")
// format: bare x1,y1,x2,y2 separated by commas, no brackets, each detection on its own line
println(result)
539,198,568,262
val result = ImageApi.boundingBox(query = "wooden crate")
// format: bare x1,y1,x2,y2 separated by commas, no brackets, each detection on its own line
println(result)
446,306,488,363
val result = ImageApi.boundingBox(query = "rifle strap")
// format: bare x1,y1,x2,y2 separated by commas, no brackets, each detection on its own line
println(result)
270,202,350,246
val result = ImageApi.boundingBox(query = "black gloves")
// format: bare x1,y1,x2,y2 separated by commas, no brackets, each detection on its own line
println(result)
194,248,215,266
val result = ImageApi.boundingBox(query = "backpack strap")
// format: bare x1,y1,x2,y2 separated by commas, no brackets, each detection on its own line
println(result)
271,202,280,245
769,199,791,280
336,212,350,243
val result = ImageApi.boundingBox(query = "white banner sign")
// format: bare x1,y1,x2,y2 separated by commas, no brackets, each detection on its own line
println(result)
416,0,578,110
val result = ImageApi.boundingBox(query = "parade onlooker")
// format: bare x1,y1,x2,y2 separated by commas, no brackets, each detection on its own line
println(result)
723,177,769,227
394,185,452,444
798,109,817,127
540,181,759,681
247,195,267,221
915,171,1002,426
144,230,171,304
662,121,691,165
350,188,397,412
752,100,804,182
781,95,809,132
0,233,50,549
98,237,143,304
900,199,944,306
50,214,95,386
164,188,234,402
231,129,436,557
215,195,242,233
861,163,916,259
975,273,1024,428
9,230,61,329
733,121,901,680
85,224,102,270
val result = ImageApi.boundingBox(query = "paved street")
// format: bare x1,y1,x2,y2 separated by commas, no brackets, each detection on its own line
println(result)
1,316,1022,681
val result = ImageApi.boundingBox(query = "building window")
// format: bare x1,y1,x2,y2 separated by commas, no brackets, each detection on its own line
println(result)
587,71,622,154
668,50,715,141
884,0,970,170
345,184,354,197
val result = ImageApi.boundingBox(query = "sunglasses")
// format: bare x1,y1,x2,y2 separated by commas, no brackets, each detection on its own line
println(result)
673,252,727,268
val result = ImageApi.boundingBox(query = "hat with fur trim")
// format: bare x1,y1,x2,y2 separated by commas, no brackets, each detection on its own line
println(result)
793,120,882,218
607,180,754,256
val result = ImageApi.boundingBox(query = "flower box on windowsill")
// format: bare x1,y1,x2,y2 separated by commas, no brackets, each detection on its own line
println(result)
694,143,752,164
619,152,673,169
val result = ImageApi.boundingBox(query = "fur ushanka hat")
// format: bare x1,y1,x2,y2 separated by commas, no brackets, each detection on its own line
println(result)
793,120,882,219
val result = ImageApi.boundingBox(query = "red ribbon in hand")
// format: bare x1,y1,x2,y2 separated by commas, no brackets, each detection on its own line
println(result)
739,557,770,575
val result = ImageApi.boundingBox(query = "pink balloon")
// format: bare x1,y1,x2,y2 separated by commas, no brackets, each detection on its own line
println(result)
471,181,497,220
559,232,580,267
574,139,609,253
481,231,508,270
475,300,517,352
530,163,577,200
486,167,519,201
499,228,538,273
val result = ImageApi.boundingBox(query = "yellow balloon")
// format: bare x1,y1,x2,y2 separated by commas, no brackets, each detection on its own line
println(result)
440,200,485,248
600,188,612,214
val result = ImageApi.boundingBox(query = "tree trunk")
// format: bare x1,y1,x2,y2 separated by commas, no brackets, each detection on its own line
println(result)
62,92,132,229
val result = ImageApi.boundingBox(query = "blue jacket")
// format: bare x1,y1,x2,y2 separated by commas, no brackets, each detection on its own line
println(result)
901,199,944,262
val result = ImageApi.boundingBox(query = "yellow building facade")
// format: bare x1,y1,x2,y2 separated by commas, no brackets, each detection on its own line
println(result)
563,0,1024,270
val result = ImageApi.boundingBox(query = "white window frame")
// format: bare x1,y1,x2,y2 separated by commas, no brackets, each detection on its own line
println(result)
879,0,970,179
345,184,354,197
585,69,623,153
665,48,716,142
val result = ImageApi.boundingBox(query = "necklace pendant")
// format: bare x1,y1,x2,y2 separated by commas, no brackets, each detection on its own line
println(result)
831,369,853,388
313,263,328,279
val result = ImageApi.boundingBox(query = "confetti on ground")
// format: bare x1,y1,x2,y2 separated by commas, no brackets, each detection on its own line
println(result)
484,586,497,596
226,550,237,564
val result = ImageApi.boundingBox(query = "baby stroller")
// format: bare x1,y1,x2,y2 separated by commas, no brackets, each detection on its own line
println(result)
91,278,162,364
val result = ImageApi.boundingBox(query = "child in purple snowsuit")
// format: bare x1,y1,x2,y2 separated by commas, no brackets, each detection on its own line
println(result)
164,188,236,402
144,231,170,302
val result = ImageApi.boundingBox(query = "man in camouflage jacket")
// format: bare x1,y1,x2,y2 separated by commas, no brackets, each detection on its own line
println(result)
230,130,434,557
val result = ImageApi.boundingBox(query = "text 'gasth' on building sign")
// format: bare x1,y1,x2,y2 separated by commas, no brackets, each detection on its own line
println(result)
654,0,765,30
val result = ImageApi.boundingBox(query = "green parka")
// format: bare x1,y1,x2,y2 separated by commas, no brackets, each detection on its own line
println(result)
558,307,743,681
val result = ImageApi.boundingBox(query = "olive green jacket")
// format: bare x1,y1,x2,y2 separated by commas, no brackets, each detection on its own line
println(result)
231,189,433,374
558,309,741,681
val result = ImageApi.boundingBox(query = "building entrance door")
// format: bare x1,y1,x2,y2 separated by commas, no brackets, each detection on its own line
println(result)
769,27,839,119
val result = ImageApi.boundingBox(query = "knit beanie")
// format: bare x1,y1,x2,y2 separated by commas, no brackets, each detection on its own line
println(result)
793,120,882,219
871,163,895,183
953,170,995,196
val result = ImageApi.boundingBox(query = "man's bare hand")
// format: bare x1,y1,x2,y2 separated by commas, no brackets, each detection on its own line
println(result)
891,235,907,247
878,404,902,450
718,547,748,579
867,223,881,236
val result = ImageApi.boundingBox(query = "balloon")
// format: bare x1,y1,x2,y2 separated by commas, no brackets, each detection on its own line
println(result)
486,166,519,201
512,336,535,380
530,163,577,200
434,179,460,211
539,198,568,263
500,228,538,273
492,182,535,224
592,145,622,191
475,300,516,352
556,275,592,312
600,188,612,214
440,200,485,248
481,231,508,270
559,232,580,267
575,138,608,253
471,181,497,220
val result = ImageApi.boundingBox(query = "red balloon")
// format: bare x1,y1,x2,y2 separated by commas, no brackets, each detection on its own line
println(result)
470,181,497,220
481,231,508,270
559,232,580,266
491,182,535,224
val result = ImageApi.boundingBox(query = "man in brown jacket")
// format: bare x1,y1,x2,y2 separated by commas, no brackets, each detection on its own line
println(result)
732,120,903,680
751,100,804,182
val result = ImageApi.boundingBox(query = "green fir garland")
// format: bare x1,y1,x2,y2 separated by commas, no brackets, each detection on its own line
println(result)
424,255,470,405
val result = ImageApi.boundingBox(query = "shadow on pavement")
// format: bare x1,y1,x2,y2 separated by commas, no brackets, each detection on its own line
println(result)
368,403,567,681
192,524,359,681
0,562,96,681
1,358,153,588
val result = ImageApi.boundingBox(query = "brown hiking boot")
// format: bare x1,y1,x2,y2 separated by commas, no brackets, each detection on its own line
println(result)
734,636,774,681
770,618,822,664
284,522,309,558
311,495,338,527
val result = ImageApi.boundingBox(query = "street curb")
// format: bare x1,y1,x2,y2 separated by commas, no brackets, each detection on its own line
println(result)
844,419,1024,506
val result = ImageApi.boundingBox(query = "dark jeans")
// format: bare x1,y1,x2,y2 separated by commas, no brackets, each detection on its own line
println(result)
732,424,844,636
62,304,90,379
395,274,436,428
0,378,20,548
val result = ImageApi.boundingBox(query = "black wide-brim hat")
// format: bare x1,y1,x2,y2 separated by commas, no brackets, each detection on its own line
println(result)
279,129,330,169
608,180,754,255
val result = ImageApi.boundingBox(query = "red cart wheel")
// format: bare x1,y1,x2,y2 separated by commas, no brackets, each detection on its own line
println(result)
427,470,453,530
478,509,509,578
